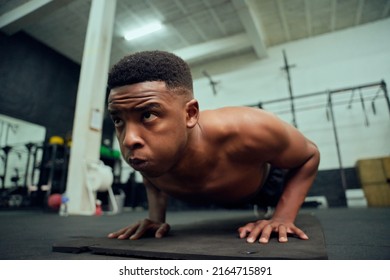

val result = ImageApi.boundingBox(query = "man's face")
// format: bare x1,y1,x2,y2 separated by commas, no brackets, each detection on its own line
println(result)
108,81,192,178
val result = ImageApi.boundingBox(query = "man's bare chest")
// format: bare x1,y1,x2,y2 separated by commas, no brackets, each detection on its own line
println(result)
148,163,268,204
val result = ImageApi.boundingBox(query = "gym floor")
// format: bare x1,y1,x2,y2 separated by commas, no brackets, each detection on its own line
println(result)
0,207,389,260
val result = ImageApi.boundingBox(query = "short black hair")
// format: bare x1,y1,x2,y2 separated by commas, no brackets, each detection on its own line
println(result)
107,50,193,93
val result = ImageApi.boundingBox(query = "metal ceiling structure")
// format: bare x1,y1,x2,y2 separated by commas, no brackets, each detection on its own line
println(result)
1,0,389,66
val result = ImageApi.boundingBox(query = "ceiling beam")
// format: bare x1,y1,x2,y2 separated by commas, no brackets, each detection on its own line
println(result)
145,0,190,46
173,33,252,65
232,0,268,59
202,0,228,36
0,0,72,35
174,0,208,41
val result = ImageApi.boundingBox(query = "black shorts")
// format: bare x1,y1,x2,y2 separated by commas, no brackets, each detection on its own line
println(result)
249,166,286,208
221,166,286,209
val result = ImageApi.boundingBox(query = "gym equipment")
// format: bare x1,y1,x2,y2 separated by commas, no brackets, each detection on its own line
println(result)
85,160,118,215
52,213,327,259
47,193,62,210
0,122,18,189
99,145,122,184
0,146,12,189
281,50,297,128
202,70,219,96
247,80,390,191
370,88,382,115
39,136,69,195
359,89,369,126
23,143,35,188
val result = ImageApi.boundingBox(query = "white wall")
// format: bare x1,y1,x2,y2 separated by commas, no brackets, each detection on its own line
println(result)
113,19,390,182
192,19,390,170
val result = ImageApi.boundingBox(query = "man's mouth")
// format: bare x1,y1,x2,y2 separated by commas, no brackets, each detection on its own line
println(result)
129,158,148,170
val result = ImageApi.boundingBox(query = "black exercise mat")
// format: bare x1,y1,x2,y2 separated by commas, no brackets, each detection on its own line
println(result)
52,213,328,259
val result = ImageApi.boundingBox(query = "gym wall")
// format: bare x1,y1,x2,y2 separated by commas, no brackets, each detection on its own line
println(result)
190,19,390,207
0,31,115,145
192,18,390,172
0,32,79,138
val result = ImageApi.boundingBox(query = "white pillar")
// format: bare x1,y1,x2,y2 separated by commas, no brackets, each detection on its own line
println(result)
66,0,116,215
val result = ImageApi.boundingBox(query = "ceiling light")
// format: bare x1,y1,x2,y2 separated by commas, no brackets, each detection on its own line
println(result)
124,22,163,41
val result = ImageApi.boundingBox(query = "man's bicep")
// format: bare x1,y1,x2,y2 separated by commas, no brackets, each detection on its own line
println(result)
268,123,317,169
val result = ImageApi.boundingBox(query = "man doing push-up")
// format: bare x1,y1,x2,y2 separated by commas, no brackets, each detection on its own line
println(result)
106,50,320,244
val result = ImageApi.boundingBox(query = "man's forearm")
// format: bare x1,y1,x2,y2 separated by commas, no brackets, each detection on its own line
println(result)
273,150,320,221
144,178,168,223
148,192,168,223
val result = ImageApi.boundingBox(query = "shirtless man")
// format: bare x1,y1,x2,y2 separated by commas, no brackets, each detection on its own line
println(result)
106,50,320,244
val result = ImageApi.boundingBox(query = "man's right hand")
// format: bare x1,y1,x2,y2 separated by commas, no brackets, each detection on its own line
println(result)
107,218,170,240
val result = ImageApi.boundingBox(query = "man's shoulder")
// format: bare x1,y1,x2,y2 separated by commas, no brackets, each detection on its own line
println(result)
201,106,276,129
198,107,285,160
202,106,274,116
199,106,279,143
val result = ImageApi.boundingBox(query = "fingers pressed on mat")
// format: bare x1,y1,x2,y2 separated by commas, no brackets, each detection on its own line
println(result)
259,224,273,244
247,223,266,243
155,223,170,238
278,225,288,242
238,223,255,239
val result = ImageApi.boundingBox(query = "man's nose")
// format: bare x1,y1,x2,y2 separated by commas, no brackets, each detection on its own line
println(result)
122,125,144,150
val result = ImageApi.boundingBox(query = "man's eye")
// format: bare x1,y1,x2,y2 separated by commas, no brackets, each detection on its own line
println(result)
112,117,123,127
142,112,157,122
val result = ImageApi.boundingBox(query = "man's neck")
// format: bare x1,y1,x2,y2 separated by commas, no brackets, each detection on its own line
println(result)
168,123,213,180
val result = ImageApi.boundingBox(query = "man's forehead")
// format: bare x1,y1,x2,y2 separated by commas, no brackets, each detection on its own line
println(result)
107,84,181,114
110,81,166,93
108,82,171,101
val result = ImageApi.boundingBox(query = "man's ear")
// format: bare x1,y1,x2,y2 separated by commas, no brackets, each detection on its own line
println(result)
185,99,199,128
